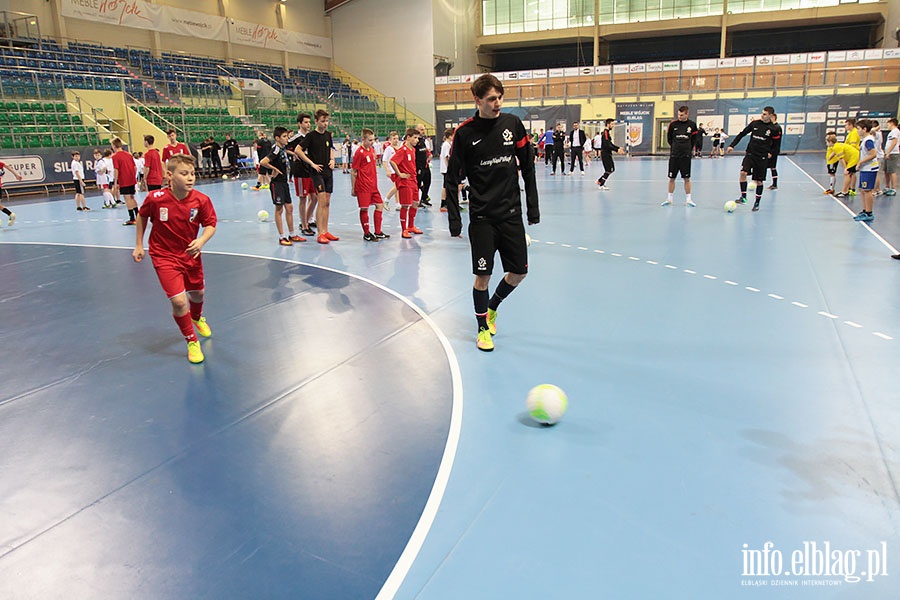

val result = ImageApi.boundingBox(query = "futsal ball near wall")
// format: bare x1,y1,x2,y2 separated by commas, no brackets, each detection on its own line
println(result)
526,384,568,425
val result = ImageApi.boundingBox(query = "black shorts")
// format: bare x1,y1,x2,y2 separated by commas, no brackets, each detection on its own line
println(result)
601,152,615,172
827,163,838,175
667,156,691,179
846,165,857,174
269,179,292,206
469,217,528,276
740,154,768,182
74,180,85,194
768,154,779,169
311,169,334,194
259,165,272,176
147,184,162,191
119,185,136,196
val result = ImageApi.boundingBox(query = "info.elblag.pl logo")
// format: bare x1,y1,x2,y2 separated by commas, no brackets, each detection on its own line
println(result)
741,541,888,588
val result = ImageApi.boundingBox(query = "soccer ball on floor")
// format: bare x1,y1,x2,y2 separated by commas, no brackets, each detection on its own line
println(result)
257,210,269,222
526,384,568,425
241,182,249,190
222,174,228,179
724,200,737,213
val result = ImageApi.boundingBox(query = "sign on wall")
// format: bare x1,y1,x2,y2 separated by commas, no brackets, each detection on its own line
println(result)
616,102,655,155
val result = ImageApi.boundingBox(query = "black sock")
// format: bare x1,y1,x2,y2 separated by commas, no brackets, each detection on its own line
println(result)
1,208,10,216
489,278,517,311
474,288,489,332
740,181,747,198
771,169,778,186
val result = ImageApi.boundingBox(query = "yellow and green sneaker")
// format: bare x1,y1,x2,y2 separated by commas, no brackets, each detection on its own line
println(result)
487,308,498,336
187,340,205,364
192,316,212,337
477,328,494,352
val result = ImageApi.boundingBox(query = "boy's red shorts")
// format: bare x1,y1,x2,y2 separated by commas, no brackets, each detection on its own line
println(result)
153,256,205,299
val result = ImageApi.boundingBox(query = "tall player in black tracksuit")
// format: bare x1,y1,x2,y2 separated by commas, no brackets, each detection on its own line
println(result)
727,106,780,212
446,74,540,353
286,112,317,236
596,118,625,190
662,106,697,207
766,114,783,190
551,123,566,175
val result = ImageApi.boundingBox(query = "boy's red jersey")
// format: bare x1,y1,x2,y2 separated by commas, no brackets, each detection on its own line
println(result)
144,148,164,186
112,150,137,186
139,188,217,261
391,145,418,189
351,146,379,193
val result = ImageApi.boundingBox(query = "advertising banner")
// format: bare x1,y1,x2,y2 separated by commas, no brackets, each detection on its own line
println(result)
616,102,655,155
672,93,898,152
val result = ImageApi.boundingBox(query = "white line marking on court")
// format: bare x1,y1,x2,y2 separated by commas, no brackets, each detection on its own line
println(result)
628,256,640,261
725,280,738,286
818,311,839,319
786,156,899,254
792,302,808,308
561,244,572,248
874,332,893,340
683,269,696,274
768,294,784,300
545,241,556,245
704,274,717,280
611,252,622,257
746,287,760,292
577,246,588,250
665,265,678,269
646,260,658,265
844,321,863,328
594,249,604,253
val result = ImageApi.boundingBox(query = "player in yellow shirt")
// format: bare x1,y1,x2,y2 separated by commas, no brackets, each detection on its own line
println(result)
826,132,859,198
843,118,860,196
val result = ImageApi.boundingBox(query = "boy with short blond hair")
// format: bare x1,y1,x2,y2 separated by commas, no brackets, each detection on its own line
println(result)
133,154,217,364
351,128,390,241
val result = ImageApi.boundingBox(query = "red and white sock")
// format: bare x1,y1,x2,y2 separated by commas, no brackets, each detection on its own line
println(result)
174,313,198,342
359,208,370,233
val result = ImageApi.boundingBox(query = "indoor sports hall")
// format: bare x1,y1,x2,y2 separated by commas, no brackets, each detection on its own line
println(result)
1,1,899,599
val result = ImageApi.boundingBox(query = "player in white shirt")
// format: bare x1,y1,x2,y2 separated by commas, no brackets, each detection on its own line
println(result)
583,134,593,166
592,131,603,158
94,148,113,208
883,118,899,197
71,151,89,211
872,120,886,195
381,131,401,210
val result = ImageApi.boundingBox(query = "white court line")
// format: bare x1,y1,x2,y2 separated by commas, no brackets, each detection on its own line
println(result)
818,311,839,319
683,269,696,274
792,302,809,308
646,260,658,265
844,321,863,328
746,287,760,292
874,332,894,340
724,280,738,286
703,274,717,280
0,241,462,600
768,294,784,300
786,157,899,254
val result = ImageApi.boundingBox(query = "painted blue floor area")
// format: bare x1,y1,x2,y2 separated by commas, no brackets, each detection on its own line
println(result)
1,153,898,598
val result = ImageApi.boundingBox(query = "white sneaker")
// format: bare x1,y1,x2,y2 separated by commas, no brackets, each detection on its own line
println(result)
661,199,673,206
7,212,15,226
580,171,585,176
686,200,696,207
598,185,610,191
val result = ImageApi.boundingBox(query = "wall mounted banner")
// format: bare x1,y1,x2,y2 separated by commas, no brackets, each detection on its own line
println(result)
615,102,655,155
60,0,330,57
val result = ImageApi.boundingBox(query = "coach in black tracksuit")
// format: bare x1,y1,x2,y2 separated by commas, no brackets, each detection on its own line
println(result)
727,105,780,211
446,74,539,353
596,118,624,189
569,121,587,174
415,125,432,206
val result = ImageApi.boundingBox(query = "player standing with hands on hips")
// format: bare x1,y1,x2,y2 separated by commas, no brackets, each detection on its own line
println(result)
446,74,540,352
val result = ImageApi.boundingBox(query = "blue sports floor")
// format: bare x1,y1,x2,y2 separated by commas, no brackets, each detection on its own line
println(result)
1,153,898,599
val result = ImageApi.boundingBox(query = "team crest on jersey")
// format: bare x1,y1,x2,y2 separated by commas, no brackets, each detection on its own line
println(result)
152,190,165,198
502,129,513,146
160,207,168,221
190,208,198,222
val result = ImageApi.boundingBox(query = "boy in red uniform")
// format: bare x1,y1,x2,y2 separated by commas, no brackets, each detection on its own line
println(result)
162,129,190,163
112,137,139,225
0,160,23,225
351,128,390,242
390,128,421,238
132,154,217,364
143,135,164,191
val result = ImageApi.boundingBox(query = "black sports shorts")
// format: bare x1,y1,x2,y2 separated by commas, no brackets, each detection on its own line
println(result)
469,216,528,276
741,154,768,182
668,156,691,179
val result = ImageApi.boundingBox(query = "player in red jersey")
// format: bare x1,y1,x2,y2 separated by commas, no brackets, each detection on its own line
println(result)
143,135,164,191
0,160,23,225
161,129,190,163
112,137,140,225
351,128,390,242
133,154,217,364
390,128,421,239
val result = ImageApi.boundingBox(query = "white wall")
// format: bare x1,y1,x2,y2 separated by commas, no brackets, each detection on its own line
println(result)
330,0,434,122
432,0,478,76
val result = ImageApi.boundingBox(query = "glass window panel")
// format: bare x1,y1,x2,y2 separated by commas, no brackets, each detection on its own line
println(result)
762,0,784,10
645,0,661,21
659,0,675,19
599,0,616,24
483,0,495,35
510,0,526,23
496,0,510,24
674,0,692,18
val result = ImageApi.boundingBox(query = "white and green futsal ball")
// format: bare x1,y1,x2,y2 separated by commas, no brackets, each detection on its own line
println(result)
257,209,269,222
526,384,568,425
724,200,737,212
